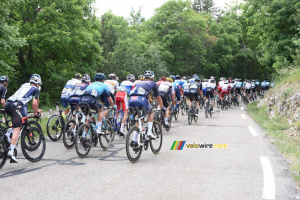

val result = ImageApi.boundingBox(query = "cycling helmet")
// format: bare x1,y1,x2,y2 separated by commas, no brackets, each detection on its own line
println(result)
144,71,154,79
82,74,90,83
170,75,176,82
29,74,42,85
95,73,106,81
210,76,215,79
224,80,228,84
175,74,181,80
108,73,117,80
116,76,119,81
193,74,198,79
187,76,191,80
182,76,186,80
138,75,144,80
74,73,82,79
166,77,173,82
0,76,9,83
126,74,135,82
161,76,166,81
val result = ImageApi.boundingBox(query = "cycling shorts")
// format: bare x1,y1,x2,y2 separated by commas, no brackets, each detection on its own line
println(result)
189,92,199,102
245,89,251,94
100,92,114,107
80,95,102,112
61,97,70,108
129,96,152,114
175,90,181,101
236,88,241,94
184,92,189,98
218,87,222,93
69,97,80,112
221,90,228,98
205,91,214,99
160,92,171,108
5,101,23,128
115,91,129,111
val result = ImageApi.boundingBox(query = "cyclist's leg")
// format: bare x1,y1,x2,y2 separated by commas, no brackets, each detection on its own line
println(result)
4,101,23,162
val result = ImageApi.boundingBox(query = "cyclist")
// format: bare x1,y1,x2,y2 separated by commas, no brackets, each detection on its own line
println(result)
128,70,164,141
103,73,119,117
5,74,42,163
218,77,225,94
133,75,144,87
234,79,243,101
157,76,166,86
245,80,252,99
251,79,258,98
115,74,135,138
205,79,216,111
188,77,202,116
173,75,184,112
158,77,175,129
220,80,231,103
0,76,9,108
61,73,82,119
80,73,115,134
69,74,91,116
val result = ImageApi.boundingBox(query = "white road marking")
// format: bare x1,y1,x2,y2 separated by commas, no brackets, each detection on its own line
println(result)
260,157,276,199
241,106,244,110
242,114,246,119
248,126,258,136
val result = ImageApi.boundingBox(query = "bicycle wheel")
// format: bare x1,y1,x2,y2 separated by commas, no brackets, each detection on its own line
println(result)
29,120,42,133
126,127,142,163
0,137,8,170
166,114,172,132
46,115,63,141
175,106,179,120
21,127,46,162
150,121,163,154
188,113,192,125
205,107,208,118
75,124,92,158
63,119,77,149
181,103,185,115
99,119,113,150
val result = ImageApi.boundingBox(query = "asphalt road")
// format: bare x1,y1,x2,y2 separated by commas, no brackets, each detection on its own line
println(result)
1,103,299,200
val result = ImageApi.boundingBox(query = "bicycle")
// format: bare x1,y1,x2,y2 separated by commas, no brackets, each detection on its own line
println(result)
154,108,171,132
0,110,46,169
188,100,198,125
170,101,179,121
126,107,162,163
74,103,113,158
46,102,73,141
180,96,187,115
204,98,213,118
63,110,85,149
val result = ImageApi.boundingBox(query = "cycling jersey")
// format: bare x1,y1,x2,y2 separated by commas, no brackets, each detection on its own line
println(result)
104,80,119,94
218,81,224,93
173,80,183,91
61,78,81,99
221,84,230,97
69,83,89,112
115,81,134,112
7,83,40,106
235,82,243,88
129,81,159,98
129,81,159,114
183,82,190,94
156,80,165,86
0,83,7,100
158,82,175,108
189,83,201,101
245,83,252,90
118,81,134,95
82,82,110,98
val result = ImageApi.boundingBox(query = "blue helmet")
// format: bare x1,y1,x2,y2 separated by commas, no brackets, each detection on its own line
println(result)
95,73,106,81
193,74,198,79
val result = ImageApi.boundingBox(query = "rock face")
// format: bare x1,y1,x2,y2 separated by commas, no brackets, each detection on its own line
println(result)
262,91,300,122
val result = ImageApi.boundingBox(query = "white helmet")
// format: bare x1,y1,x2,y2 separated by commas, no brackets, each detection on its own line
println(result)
29,74,42,85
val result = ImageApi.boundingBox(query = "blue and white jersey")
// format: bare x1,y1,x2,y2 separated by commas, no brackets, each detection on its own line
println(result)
173,80,184,91
189,78,195,84
261,81,266,87
82,82,110,98
118,80,134,95
265,81,270,86
255,81,260,86
251,82,256,89
235,82,243,88
130,81,159,98
202,81,208,91
61,78,81,99
8,83,40,105
70,83,89,98
183,82,190,93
